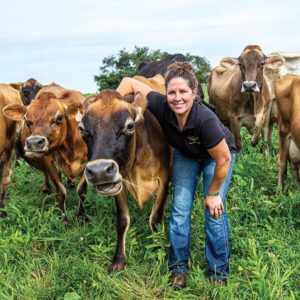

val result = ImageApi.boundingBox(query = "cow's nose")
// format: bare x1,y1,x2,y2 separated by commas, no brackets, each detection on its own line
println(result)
25,136,47,151
85,161,117,184
242,81,259,92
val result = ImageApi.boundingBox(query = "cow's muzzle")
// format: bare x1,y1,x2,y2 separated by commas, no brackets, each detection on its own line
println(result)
24,135,49,157
241,81,260,93
84,159,123,196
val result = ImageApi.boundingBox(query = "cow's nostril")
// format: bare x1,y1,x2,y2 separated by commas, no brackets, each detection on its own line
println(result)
37,139,46,148
105,163,116,176
85,166,94,181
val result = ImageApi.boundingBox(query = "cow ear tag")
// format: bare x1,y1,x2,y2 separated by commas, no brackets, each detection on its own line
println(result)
75,109,83,122
134,107,143,123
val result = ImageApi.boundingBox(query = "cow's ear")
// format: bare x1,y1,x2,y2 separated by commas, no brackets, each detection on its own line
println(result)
265,55,285,70
3,104,27,121
132,92,147,122
83,95,97,111
9,82,23,91
219,57,239,68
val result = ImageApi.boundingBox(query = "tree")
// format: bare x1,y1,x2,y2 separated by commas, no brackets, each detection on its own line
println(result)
94,46,211,91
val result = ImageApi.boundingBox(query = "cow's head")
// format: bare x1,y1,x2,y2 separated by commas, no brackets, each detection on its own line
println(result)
237,45,267,93
3,91,81,158
10,78,43,106
219,45,284,94
77,90,147,196
21,78,43,106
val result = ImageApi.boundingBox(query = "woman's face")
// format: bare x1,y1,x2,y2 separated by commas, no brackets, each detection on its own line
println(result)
166,77,196,117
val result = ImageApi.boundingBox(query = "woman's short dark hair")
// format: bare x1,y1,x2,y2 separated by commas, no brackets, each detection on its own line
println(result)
164,61,198,94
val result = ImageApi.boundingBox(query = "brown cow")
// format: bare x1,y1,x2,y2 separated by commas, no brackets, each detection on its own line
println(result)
275,74,300,187
208,45,285,152
262,58,287,154
15,83,66,194
10,78,43,106
0,84,22,217
3,86,88,223
77,89,170,273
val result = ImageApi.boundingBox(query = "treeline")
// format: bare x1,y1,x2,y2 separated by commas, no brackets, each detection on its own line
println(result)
94,46,211,90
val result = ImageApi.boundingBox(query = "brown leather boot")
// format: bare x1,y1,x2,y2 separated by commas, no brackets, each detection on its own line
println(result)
169,272,187,289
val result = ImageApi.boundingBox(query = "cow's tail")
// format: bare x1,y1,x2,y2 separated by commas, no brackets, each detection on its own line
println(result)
291,78,300,149
0,97,6,155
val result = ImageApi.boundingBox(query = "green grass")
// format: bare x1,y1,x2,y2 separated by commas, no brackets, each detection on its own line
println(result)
0,127,299,299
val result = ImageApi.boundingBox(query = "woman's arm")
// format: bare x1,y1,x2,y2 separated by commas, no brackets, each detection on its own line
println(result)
204,139,231,219
116,77,153,98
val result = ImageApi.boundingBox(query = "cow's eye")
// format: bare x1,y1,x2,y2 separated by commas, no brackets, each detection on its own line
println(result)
125,122,135,135
238,62,244,70
55,114,65,124
25,120,33,129
260,61,265,68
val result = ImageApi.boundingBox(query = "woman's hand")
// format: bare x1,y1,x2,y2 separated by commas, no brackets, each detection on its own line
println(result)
204,195,224,219
116,77,153,98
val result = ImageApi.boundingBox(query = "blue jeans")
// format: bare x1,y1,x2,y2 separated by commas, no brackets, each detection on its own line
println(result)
169,149,236,280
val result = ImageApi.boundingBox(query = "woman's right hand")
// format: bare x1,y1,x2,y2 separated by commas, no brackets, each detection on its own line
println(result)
203,194,224,219
116,77,153,99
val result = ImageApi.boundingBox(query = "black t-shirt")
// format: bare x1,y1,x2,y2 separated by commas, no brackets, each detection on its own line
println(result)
147,91,237,160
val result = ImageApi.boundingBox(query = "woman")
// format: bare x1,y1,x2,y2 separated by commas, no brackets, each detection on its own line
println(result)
117,62,237,289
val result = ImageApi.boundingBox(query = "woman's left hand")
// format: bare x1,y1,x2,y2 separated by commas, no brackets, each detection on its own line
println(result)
204,195,224,219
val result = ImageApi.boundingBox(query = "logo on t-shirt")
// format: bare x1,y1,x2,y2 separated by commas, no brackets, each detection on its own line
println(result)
186,136,201,145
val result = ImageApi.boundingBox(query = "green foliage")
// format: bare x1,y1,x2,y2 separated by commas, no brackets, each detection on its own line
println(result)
94,46,211,91
0,127,300,299
185,53,211,83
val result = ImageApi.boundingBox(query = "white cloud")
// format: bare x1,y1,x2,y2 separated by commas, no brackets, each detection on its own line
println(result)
1,0,300,92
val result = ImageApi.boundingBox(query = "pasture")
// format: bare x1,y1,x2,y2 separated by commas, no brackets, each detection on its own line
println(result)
0,128,299,299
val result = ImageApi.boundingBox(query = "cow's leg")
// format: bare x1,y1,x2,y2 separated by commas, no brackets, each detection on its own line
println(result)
149,177,169,232
109,191,130,274
267,119,275,151
277,134,290,189
0,159,13,217
266,101,278,155
262,102,273,155
76,175,87,220
0,141,15,217
229,117,243,151
43,158,68,224
0,162,6,218
290,161,300,187
41,174,52,194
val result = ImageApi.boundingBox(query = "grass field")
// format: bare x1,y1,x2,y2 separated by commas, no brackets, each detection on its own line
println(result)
0,127,299,299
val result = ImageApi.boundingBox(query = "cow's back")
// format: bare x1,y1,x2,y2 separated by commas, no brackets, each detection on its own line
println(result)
276,74,296,126
208,64,240,125
0,84,22,154
133,75,165,94
138,54,186,77
36,83,65,99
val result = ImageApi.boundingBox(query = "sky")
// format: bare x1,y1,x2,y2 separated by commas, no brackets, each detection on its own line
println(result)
1,0,300,93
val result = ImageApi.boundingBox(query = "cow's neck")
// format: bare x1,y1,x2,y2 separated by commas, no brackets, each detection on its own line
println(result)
55,117,86,176
245,92,262,114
